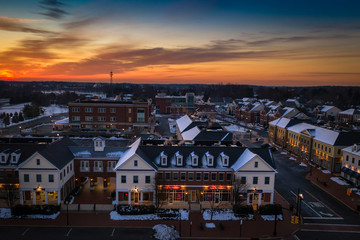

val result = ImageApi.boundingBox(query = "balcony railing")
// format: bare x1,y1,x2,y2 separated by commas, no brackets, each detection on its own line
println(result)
94,167,103,172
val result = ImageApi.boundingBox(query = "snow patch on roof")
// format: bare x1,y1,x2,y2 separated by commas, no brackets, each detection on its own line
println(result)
321,105,334,112
340,109,355,115
73,151,91,157
231,149,257,171
176,115,193,132
115,138,141,169
181,126,200,141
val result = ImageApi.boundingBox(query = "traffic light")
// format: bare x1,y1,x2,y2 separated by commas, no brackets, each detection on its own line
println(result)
347,188,352,196
296,197,299,204
295,216,299,224
291,216,299,224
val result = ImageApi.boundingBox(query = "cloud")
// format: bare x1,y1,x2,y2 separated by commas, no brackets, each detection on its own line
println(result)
0,16,55,34
38,0,68,19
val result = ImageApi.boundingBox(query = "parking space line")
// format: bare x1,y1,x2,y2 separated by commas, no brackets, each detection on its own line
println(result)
21,228,30,236
290,190,322,217
110,228,115,237
65,228,72,237
305,190,342,218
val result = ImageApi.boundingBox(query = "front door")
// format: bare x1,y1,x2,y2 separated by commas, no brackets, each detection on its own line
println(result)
251,193,259,210
134,192,139,204
214,191,220,203
190,190,197,202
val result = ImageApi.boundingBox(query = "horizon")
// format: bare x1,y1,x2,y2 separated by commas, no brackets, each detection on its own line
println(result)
1,0,360,86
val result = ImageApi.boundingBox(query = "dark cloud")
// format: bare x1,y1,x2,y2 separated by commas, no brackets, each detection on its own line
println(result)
0,17,55,34
38,0,68,19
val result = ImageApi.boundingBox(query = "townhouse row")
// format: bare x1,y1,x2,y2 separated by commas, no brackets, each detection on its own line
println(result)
269,118,360,173
0,137,277,209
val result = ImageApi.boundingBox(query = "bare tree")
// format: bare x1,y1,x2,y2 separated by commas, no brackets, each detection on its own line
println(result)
232,177,250,206
153,173,166,214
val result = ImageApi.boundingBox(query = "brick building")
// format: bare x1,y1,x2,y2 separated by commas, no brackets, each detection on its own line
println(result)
155,93,195,114
68,99,151,132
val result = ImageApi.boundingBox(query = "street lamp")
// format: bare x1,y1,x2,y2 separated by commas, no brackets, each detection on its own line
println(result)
298,193,304,219
19,126,21,134
64,199,70,226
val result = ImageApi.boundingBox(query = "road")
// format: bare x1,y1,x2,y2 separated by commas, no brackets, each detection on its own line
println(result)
0,226,153,240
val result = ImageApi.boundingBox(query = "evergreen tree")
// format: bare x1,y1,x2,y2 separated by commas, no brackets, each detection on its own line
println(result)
18,112,24,121
12,112,19,123
4,114,10,125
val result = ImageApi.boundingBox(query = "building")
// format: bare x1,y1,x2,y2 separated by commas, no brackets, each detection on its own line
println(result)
341,144,360,186
155,93,195,114
314,105,341,121
68,99,151,132
114,138,276,208
338,109,360,126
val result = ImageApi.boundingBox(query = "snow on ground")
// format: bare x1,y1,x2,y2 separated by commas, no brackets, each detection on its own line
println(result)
0,208,11,218
261,214,283,221
42,105,68,115
205,223,216,228
299,163,307,167
0,103,30,114
289,157,296,161
168,119,176,134
223,125,247,133
110,210,189,220
322,170,331,174
26,212,60,219
280,152,287,155
330,177,349,186
203,209,241,221
153,224,179,240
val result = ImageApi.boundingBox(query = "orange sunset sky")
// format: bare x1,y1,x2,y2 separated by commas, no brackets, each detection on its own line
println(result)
1,0,360,86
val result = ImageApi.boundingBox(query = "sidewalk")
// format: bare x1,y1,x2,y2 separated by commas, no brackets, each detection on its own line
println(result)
0,191,299,239
305,165,360,213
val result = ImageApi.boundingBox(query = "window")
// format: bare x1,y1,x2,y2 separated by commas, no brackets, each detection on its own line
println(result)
85,107,93,113
133,176,138,184
196,172,201,181
191,153,198,166
158,173,163,180
70,163,72,171
60,172,62,180
36,174,42,182
226,173,232,181
253,176,258,185
337,149,341,154
219,173,224,181
72,116,80,121
329,148,331,153
265,177,270,184
346,155,349,161
121,175,126,183
110,108,116,113
204,173,209,181
254,161,258,168
1,156,4,163
128,108,132,113
72,107,80,112
206,153,214,166
358,160,360,166
98,108,106,113
137,109,145,122
67,166,69,174
80,161,89,172
161,155,167,166
188,172,194,181
211,173,217,181
24,174,29,182
63,169,66,177
85,116,93,121
240,176,246,184
180,172,186,181
36,159,40,165
128,117,132,122
49,174,54,182
94,161,103,172
110,117,116,122
165,172,171,181
176,153,183,166
145,176,151,184
98,116,106,121
352,158,355,164
173,172,178,181
134,160,138,167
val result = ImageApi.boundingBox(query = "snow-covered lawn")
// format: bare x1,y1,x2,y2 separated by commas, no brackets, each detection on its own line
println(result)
205,223,216,228
289,157,296,161
153,224,179,240
223,125,247,133
110,209,189,220
322,170,331,174
0,208,11,219
261,214,283,221
26,212,60,219
330,177,349,186
299,163,307,167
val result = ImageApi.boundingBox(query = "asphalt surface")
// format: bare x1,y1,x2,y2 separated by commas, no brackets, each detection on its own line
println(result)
0,226,153,240
294,229,360,240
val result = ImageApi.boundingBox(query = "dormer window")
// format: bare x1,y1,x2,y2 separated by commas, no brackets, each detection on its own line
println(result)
220,152,229,167
12,156,16,162
176,152,183,166
206,152,214,167
0,155,5,163
160,152,167,166
93,137,105,152
191,152,198,166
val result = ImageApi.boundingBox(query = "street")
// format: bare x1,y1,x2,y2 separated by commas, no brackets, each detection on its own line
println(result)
0,226,153,240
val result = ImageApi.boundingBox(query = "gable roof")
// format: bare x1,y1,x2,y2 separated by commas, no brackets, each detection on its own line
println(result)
0,143,47,166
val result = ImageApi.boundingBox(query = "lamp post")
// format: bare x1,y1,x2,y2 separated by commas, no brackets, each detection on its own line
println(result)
19,126,21,135
64,199,69,226
298,193,304,219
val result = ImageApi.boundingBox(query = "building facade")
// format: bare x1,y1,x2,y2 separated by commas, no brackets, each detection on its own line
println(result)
155,93,195,114
341,144,360,187
68,99,151,132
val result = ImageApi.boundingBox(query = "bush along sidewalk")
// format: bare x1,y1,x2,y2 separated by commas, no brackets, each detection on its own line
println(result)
11,205,61,218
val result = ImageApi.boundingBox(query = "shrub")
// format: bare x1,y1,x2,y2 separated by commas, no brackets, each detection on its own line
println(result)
259,204,283,215
116,205,155,215
11,205,60,216
233,204,254,216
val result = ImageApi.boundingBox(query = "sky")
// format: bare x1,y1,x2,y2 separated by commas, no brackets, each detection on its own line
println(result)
0,0,360,86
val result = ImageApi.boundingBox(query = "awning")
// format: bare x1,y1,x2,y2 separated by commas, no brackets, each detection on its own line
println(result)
341,167,351,174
